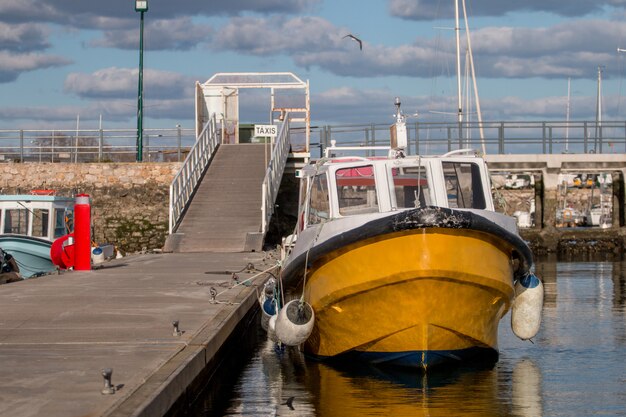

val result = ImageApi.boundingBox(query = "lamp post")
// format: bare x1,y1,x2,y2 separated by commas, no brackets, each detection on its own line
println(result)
135,0,148,162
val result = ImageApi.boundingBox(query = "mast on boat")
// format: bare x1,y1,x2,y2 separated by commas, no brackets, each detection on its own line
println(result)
455,0,485,153
454,0,463,125
565,77,571,153
595,66,603,151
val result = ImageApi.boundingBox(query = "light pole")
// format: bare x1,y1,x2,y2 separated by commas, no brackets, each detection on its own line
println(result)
135,0,148,162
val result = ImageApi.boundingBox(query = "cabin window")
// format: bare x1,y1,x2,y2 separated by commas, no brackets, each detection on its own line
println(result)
31,209,49,238
308,173,330,224
336,165,379,216
54,209,71,238
391,166,431,208
4,209,29,235
442,162,486,209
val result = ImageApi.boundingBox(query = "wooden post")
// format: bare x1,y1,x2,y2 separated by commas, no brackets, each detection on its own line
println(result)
533,173,543,229
612,171,625,228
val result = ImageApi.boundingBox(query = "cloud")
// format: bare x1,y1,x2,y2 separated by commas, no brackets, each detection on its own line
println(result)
91,18,213,51
311,86,610,125
0,97,193,125
0,83,614,129
457,20,625,79
211,16,442,76
64,67,196,100
0,22,51,52
213,15,345,55
209,15,626,80
0,0,320,28
388,0,625,20
0,51,71,83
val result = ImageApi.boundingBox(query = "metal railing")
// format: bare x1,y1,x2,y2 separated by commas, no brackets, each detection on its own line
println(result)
169,114,220,234
2,120,624,164
0,127,196,163
314,120,626,157
261,116,291,234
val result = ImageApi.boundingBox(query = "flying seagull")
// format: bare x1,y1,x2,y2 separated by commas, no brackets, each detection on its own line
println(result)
342,34,362,50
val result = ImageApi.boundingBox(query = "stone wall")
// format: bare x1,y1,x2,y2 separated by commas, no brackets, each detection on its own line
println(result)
0,162,181,253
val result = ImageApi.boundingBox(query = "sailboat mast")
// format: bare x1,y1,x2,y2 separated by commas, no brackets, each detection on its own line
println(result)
565,77,571,153
596,66,602,125
461,0,486,153
595,66,602,150
454,0,463,124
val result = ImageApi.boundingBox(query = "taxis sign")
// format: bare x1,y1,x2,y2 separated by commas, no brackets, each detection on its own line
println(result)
254,124,277,137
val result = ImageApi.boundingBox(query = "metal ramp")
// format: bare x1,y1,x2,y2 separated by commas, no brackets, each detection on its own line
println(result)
167,144,267,252
165,72,312,253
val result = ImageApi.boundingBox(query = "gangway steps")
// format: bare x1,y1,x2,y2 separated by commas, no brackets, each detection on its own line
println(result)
170,144,269,252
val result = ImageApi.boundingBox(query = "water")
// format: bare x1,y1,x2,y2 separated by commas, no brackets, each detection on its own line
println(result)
191,260,626,416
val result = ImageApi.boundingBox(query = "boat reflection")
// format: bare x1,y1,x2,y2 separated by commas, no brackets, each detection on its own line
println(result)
306,361,506,416
246,335,546,417
611,260,626,310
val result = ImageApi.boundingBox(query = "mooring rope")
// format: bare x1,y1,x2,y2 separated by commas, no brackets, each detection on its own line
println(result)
208,262,281,305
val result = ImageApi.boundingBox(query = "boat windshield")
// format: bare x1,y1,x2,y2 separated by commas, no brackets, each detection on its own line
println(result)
54,209,71,238
442,161,486,209
391,166,430,208
335,165,379,216
308,173,330,224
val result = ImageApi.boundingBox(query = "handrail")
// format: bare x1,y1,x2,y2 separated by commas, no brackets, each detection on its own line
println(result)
261,115,291,234
169,114,219,234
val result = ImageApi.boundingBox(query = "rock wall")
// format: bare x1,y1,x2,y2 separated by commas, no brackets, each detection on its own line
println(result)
0,162,181,253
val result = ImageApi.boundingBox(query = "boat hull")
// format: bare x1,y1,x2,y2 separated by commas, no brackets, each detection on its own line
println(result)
0,235,55,278
301,228,515,369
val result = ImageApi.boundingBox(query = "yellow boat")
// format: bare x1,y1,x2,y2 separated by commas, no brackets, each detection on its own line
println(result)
277,105,537,370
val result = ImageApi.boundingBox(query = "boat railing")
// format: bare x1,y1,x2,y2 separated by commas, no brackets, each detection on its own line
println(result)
324,138,391,158
169,114,219,234
261,115,291,234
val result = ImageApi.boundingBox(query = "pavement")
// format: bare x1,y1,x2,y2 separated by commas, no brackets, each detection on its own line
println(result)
0,251,276,417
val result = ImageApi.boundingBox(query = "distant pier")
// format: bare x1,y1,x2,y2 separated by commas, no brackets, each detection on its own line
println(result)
485,153,626,256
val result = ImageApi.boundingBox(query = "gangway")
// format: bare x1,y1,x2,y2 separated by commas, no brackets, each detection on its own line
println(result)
165,72,310,253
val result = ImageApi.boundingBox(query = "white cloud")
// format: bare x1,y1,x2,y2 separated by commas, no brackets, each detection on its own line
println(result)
0,22,50,52
388,0,625,20
64,67,195,99
0,0,320,27
208,15,626,81
92,18,213,51
0,50,71,82
213,16,346,55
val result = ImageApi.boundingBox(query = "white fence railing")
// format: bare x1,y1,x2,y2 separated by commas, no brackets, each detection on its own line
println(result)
261,116,291,234
169,114,219,234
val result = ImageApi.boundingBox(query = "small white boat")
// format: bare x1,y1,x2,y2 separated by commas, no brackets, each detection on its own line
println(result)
0,191,73,277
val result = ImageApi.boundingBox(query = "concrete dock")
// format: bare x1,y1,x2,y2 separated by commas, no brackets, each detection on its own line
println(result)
0,251,275,417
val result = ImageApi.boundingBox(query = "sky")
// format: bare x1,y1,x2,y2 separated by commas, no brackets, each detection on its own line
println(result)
1,0,626,131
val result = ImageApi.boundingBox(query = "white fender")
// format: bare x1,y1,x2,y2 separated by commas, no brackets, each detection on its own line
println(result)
275,299,315,346
512,273,544,340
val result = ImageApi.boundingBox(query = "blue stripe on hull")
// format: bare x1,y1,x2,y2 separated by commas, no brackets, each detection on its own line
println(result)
312,347,499,370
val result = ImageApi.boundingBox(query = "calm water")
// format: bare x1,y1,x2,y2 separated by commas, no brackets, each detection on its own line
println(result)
191,260,626,417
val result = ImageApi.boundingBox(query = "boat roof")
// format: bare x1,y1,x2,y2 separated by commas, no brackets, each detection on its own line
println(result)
299,149,485,176
0,194,74,203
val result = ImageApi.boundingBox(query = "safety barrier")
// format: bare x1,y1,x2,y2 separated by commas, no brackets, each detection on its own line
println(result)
169,114,219,234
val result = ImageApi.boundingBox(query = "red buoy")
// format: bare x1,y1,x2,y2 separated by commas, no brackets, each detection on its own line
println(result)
50,233,74,269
